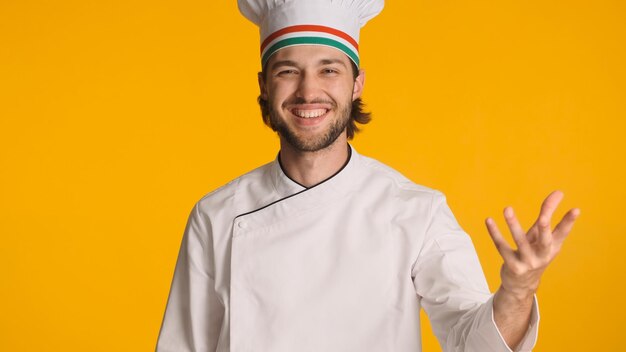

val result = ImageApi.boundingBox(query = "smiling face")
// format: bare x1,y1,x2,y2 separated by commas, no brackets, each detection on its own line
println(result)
259,45,365,152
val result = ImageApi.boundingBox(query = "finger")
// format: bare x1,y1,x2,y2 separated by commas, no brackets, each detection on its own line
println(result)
553,208,581,244
485,217,518,263
503,207,533,259
503,206,526,239
536,190,564,225
536,213,553,253
535,191,564,254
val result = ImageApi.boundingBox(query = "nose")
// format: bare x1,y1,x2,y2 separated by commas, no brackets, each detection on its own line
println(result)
295,71,321,102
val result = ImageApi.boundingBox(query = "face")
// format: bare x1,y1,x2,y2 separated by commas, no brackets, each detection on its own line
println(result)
259,45,365,152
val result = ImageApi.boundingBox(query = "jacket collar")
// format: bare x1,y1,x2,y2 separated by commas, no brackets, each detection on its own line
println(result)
235,144,362,231
270,144,359,199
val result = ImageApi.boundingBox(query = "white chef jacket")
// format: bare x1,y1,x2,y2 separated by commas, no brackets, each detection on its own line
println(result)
156,146,539,352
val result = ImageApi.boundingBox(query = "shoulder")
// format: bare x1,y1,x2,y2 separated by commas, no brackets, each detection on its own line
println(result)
194,161,275,217
354,153,454,248
354,153,454,226
357,153,444,202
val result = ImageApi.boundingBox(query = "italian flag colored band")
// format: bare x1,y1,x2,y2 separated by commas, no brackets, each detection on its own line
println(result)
261,36,360,68
261,25,359,54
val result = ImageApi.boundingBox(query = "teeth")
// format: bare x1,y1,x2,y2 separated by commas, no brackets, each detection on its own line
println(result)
292,109,327,118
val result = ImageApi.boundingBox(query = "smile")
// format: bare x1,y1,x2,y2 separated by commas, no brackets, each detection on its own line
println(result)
290,108,329,119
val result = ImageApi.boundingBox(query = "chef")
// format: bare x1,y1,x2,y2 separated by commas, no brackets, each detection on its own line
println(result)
156,1,580,351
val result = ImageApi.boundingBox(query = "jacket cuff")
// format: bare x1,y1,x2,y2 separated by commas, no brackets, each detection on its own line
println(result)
487,294,540,352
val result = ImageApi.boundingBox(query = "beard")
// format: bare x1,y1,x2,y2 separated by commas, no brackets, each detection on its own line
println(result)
268,98,352,152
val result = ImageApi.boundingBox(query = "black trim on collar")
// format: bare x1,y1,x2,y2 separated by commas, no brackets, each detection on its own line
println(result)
235,144,353,220
277,152,308,188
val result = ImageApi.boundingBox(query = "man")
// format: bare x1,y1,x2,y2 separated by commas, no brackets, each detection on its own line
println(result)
156,1,580,351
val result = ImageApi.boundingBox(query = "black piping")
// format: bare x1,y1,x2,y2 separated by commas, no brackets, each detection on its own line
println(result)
234,145,352,219
277,152,308,188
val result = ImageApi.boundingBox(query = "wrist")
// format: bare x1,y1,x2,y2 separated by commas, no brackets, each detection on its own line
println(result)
495,285,535,305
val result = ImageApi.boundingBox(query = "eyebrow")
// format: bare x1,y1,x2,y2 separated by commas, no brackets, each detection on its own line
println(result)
269,58,348,71
319,59,348,68
269,60,298,71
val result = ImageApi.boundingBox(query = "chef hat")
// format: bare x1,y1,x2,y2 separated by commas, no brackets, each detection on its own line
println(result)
238,0,384,69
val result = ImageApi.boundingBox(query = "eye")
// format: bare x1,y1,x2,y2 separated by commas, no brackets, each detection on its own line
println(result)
277,69,298,76
322,68,339,75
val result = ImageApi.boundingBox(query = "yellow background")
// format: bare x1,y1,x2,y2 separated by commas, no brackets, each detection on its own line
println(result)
1,0,624,350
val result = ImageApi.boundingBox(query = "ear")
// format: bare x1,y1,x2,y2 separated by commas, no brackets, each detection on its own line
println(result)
352,68,365,101
258,71,268,100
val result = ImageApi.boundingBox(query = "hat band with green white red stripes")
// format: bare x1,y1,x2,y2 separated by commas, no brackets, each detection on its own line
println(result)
260,25,360,68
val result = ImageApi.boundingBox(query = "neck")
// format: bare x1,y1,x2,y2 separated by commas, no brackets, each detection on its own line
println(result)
278,137,350,188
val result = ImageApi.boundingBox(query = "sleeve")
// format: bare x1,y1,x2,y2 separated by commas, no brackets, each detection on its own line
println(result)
412,193,539,352
156,203,224,352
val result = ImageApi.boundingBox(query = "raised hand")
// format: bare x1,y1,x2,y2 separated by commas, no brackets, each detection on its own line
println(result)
484,190,580,348
486,190,580,299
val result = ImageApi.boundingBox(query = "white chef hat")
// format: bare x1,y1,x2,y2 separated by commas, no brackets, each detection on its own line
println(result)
238,0,384,69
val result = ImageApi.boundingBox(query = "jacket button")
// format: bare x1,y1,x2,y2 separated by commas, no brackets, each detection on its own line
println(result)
237,221,247,229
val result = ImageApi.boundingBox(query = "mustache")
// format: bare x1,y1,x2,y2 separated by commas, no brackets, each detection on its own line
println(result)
283,97,336,107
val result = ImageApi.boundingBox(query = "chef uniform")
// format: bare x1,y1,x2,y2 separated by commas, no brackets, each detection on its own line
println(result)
157,1,539,352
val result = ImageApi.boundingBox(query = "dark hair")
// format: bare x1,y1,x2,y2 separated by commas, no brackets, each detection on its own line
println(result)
257,62,372,140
